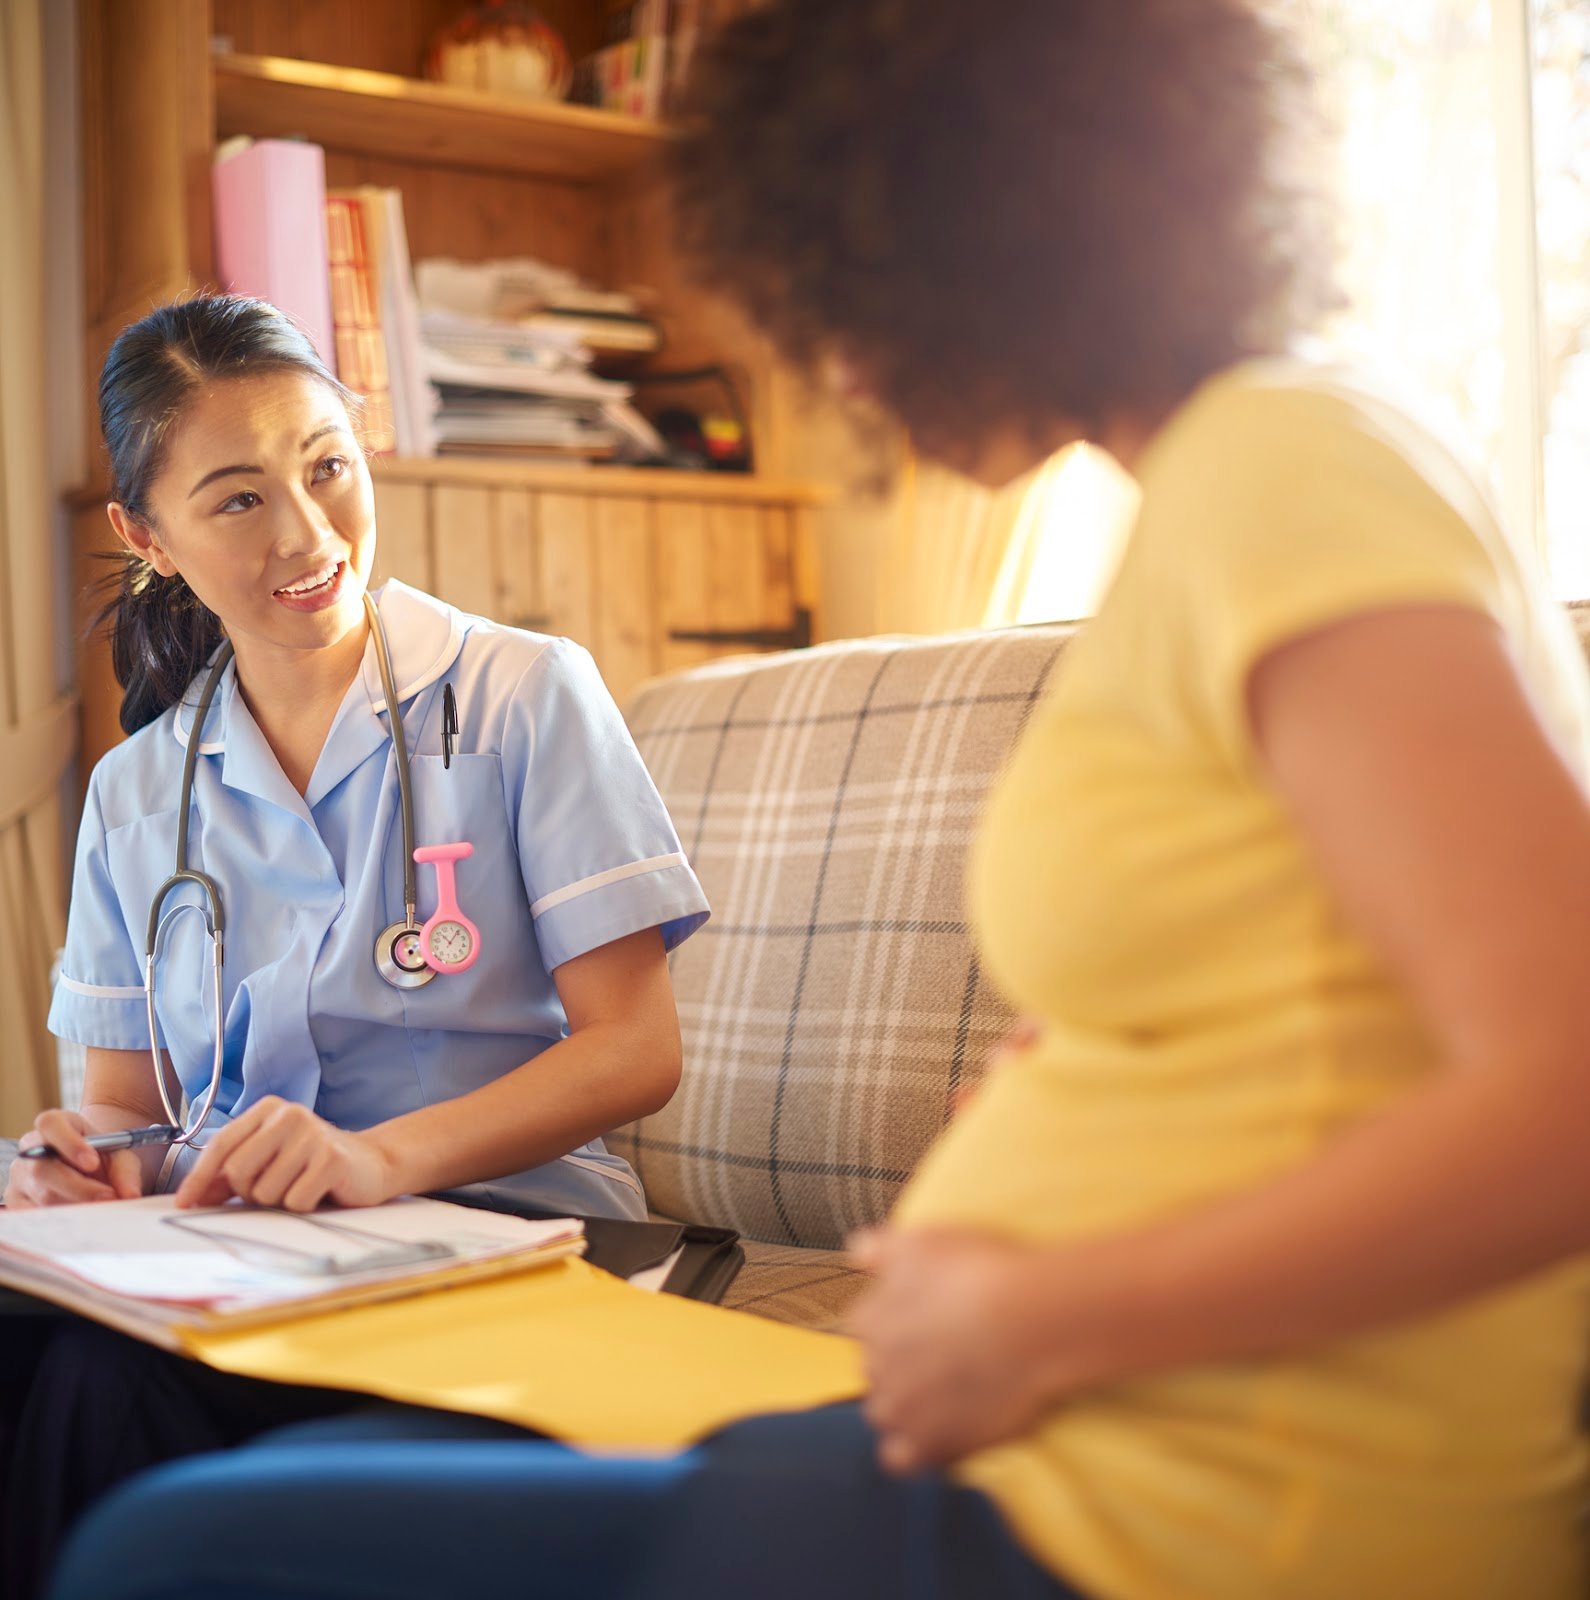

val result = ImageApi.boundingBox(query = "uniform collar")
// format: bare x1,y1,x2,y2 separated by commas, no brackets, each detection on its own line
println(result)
168,582,469,813
355,578,466,720
170,647,233,758
170,650,310,822
307,580,467,808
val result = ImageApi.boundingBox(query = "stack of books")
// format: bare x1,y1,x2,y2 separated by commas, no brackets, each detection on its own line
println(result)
324,186,433,457
416,258,666,464
211,143,664,465
571,0,692,121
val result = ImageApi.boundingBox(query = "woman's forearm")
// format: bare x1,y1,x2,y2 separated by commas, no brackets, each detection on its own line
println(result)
361,1020,679,1198
1038,1054,1590,1394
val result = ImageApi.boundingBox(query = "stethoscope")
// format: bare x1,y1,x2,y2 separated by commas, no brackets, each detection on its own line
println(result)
142,591,482,1164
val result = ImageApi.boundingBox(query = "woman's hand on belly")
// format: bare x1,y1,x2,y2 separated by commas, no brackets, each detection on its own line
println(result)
172,1097,395,1212
847,1226,1099,1474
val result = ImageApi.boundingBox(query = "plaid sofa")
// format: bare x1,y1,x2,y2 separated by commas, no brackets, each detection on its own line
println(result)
611,624,1075,1328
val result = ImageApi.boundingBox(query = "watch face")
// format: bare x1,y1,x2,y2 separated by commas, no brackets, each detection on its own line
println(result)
429,920,473,966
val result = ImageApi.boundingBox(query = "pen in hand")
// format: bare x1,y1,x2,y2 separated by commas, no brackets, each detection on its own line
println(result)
17,1125,182,1162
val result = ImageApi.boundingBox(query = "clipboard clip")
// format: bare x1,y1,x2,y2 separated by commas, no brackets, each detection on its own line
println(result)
163,1211,459,1279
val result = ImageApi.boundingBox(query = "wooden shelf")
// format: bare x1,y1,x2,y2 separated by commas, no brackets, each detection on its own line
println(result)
68,464,826,510
372,457,828,504
213,52,672,183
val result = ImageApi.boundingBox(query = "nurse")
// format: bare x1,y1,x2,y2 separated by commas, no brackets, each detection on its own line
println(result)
9,290,708,1220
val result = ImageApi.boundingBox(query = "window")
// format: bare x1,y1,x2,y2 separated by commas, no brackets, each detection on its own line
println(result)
1301,0,1588,594
1002,0,1589,623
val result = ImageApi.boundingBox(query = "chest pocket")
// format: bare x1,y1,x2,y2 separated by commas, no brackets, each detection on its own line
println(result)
398,754,541,1014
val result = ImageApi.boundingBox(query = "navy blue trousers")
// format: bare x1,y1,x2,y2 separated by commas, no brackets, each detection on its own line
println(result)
0,1315,361,1598
52,1396,1086,1600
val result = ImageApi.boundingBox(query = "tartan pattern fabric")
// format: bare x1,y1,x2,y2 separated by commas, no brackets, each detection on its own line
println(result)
613,626,1075,1252
720,1240,867,1332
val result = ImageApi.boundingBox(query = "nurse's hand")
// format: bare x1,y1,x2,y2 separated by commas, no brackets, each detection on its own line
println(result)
5,1110,143,1208
847,1226,1106,1473
172,1097,393,1212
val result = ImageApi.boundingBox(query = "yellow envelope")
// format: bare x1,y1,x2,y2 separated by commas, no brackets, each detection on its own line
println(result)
181,1256,866,1449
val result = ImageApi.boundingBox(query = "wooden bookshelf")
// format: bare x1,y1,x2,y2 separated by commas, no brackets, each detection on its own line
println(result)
373,459,828,504
72,0,825,778
214,53,671,184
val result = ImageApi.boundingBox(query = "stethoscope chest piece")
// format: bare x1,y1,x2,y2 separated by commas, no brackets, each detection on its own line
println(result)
375,919,437,989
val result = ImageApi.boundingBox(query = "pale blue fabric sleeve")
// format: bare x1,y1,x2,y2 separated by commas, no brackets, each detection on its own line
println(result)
502,639,710,971
47,765,153,1051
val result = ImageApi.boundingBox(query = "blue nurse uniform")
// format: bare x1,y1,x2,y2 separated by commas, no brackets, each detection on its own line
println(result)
45,579,709,1219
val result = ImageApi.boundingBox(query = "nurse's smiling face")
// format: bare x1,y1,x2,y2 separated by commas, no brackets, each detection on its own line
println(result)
108,367,376,675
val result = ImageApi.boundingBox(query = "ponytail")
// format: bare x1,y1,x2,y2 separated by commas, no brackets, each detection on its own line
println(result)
100,562,225,737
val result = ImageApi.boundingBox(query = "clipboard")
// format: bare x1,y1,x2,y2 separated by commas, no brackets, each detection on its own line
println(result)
427,1187,743,1304
0,1134,743,1310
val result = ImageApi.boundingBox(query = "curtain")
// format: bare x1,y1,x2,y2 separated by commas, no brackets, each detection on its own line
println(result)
876,444,1139,633
0,0,75,1128
875,456,1001,634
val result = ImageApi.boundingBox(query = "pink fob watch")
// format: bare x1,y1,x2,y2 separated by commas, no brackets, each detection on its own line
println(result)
413,842,482,974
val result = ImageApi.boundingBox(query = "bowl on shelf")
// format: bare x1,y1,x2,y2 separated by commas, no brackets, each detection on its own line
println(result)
424,1,572,102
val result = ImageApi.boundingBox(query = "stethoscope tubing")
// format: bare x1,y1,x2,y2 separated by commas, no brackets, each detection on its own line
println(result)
365,595,419,929
145,593,415,1158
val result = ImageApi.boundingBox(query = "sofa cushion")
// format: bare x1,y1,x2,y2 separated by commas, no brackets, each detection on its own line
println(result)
616,626,1076,1250
719,1240,870,1331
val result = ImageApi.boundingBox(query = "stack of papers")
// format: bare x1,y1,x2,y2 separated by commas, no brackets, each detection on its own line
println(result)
0,1196,583,1349
0,1192,868,1450
416,260,667,464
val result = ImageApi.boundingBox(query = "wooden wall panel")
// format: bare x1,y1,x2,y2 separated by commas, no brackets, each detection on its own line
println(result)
593,498,658,699
761,506,795,627
536,493,597,649
492,490,546,632
655,501,714,674
371,480,432,591
320,153,604,281
431,485,496,618
70,501,121,780
79,0,213,465
706,504,763,655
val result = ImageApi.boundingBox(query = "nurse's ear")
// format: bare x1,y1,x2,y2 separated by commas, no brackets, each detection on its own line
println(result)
107,501,179,579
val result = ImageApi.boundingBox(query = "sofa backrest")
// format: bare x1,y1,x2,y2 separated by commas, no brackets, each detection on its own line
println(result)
613,624,1077,1249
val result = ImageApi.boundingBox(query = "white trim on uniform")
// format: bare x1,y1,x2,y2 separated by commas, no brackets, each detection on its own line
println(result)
56,973,146,999
170,698,226,756
528,853,689,920
557,1150,644,1196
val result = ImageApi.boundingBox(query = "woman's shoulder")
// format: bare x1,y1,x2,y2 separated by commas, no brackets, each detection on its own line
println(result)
85,705,187,831
393,584,615,746
451,613,599,708
1142,356,1500,532
1127,356,1520,612
385,579,578,683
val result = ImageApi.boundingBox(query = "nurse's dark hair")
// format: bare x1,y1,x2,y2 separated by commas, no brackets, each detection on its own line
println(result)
96,293,359,735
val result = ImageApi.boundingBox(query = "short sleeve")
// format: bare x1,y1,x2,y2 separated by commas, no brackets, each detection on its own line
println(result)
47,765,152,1050
502,638,711,970
1140,377,1514,768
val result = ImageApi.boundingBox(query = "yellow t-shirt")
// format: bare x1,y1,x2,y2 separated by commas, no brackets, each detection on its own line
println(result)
893,361,1590,1600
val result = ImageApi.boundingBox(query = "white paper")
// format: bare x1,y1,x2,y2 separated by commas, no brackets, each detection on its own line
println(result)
0,1195,581,1312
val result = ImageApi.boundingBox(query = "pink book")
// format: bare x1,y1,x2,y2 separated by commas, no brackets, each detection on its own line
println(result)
212,139,337,376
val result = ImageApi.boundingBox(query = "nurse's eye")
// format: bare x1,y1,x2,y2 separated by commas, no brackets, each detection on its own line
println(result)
215,489,262,515
313,455,348,483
